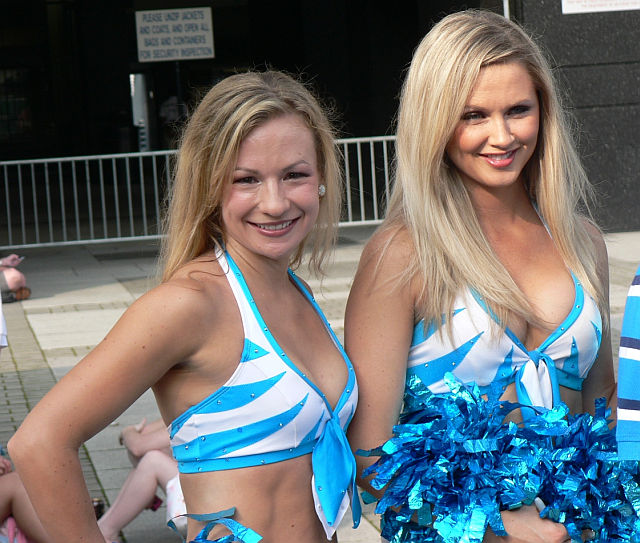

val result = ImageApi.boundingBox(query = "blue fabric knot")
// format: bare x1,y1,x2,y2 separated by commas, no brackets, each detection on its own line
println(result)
312,414,361,530
515,351,561,420
168,507,263,543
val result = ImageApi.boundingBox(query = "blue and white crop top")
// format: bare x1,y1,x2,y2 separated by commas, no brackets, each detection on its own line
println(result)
407,274,602,418
169,250,360,538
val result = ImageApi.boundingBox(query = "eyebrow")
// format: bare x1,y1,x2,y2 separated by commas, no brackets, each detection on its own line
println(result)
464,97,537,110
234,160,311,175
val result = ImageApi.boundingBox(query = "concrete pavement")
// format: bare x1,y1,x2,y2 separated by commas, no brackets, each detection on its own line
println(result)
1,225,639,542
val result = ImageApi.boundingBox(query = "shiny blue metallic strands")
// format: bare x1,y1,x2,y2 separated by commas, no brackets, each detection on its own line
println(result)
359,373,640,543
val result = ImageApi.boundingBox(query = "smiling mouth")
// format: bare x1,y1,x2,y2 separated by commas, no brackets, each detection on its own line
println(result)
481,149,517,166
483,150,516,160
252,219,296,231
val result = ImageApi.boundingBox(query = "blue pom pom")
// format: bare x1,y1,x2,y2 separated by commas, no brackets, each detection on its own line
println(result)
359,372,640,543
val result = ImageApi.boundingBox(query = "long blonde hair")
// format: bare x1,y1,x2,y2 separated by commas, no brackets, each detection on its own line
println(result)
161,71,342,281
384,9,604,330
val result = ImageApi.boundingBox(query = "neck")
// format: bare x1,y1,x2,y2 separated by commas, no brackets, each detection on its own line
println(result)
467,184,544,245
469,183,533,224
225,242,293,290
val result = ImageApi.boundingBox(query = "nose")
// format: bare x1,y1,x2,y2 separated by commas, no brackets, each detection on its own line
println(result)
260,179,290,216
489,115,515,148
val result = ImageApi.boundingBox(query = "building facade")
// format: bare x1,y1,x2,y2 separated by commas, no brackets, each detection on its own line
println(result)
1,0,638,231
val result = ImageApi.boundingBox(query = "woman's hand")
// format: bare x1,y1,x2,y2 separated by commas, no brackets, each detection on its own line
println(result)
483,505,570,543
0,456,12,475
119,417,171,461
118,417,147,446
0,254,23,267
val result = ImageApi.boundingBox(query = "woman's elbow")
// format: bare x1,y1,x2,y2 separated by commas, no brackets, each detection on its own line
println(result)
7,427,37,468
8,419,64,468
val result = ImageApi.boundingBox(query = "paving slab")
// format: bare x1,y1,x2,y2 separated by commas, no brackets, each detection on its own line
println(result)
27,308,126,350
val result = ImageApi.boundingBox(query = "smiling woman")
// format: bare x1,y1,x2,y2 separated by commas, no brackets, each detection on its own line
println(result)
8,71,361,543
446,62,540,196
344,9,630,543
222,114,322,264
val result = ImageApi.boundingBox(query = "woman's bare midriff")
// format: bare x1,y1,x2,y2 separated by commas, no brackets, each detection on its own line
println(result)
179,452,336,542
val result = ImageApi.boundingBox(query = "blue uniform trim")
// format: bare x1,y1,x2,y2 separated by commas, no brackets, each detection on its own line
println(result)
616,265,640,459
285,272,358,417
173,394,310,467
619,398,640,410
408,273,601,417
177,440,317,473
170,372,286,439
411,310,464,346
168,250,361,535
617,420,640,461
226,253,357,417
168,507,263,543
240,339,271,362
555,338,583,390
408,331,483,385
618,361,640,400
620,336,640,350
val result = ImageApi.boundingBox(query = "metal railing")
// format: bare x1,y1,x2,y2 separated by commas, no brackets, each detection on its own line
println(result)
0,135,396,250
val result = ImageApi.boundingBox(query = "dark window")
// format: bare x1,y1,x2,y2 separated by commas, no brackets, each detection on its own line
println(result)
0,68,32,141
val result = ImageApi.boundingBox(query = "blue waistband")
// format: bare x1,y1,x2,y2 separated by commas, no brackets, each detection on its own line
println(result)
168,507,262,543
175,439,316,473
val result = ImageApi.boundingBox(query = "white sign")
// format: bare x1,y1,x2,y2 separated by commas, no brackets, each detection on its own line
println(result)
562,0,640,13
135,7,214,62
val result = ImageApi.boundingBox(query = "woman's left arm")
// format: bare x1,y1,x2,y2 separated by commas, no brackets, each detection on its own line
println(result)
7,283,207,542
581,223,617,417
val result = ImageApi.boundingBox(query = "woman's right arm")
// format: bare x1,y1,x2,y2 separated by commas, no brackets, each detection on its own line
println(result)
7,283,208,542
345,229,415,498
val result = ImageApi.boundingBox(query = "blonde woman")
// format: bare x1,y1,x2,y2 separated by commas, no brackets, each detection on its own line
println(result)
9,71,360,543
346,10,616,543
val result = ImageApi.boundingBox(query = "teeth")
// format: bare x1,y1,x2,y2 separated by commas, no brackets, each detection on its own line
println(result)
256,220,293,231
486,151,514,160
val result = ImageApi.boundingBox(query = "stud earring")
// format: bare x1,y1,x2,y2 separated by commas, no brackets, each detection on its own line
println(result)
318,184,326,197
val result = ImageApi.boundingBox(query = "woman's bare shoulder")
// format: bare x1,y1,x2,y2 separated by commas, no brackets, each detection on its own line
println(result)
137,253,231,326
349,224,417,309
292,274,314,297
360,224,413,270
